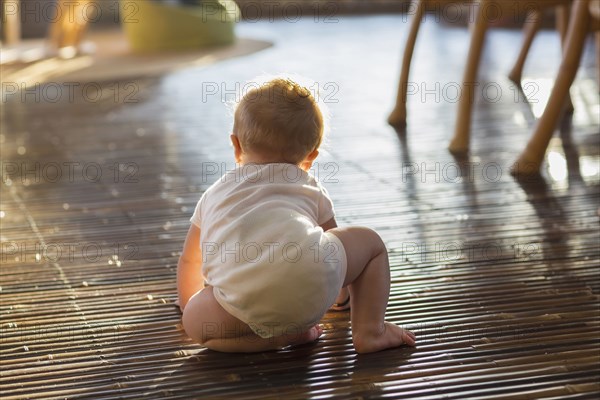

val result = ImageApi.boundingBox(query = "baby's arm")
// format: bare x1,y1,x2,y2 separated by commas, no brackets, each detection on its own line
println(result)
177,224,204,312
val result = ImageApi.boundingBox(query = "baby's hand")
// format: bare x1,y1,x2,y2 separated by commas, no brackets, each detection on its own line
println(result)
174,299,183,313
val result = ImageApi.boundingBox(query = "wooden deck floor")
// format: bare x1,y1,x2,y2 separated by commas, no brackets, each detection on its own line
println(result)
2,16,599,399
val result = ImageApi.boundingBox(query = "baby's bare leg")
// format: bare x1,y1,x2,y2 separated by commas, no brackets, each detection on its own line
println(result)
182,287,322,353
328,227,416,353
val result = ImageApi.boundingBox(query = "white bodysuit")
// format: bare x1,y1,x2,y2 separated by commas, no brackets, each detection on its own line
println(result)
190,163,347,338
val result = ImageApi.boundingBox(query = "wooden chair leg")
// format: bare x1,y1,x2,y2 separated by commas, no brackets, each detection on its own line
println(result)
49,0,91,51
556,4,576,113
49,13,64,49
556,4,571,45
388,0,426,129
67,1,90,48
512,0,591,176
448,0,489,155
4,0,21,45
508,10,542,85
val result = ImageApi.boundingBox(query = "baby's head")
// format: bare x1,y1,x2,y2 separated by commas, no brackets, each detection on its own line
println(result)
231,77,325,168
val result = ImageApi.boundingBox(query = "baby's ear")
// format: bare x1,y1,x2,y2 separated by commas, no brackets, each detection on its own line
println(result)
230,134,243,164
300,149,319,171
306,149,319,162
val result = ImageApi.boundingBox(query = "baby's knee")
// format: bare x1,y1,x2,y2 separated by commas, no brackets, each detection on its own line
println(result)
329,225,387,259
182,305,208,344
181,292,219,345
355,226,387,256
369,229,386,253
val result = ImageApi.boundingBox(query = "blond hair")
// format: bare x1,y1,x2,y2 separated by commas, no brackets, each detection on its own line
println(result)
233,78,324,164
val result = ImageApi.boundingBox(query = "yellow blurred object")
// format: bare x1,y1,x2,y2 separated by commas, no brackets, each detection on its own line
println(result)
119,0,240,53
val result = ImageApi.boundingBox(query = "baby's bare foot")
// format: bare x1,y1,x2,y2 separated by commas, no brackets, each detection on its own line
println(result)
289,325,323,346
353,322,416,354
330,287,351,311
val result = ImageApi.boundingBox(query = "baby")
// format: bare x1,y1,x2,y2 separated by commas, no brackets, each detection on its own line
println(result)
177,77,416,353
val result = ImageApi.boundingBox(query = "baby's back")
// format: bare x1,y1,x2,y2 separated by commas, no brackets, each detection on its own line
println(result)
189,163,340,337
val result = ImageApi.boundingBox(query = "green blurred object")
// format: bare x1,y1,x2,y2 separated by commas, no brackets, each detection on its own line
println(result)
119,0,239,53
